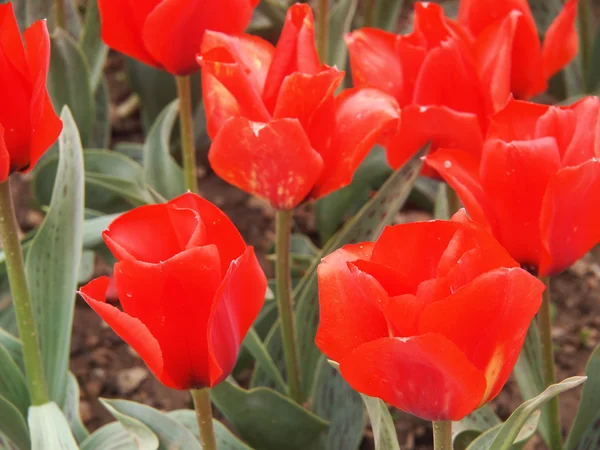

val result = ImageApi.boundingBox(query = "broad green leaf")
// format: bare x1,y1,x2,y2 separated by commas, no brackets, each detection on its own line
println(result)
465,412,540,450
5,0,81,35
80,0,108,91
0,395,29,450
565,343,600,450
115,142,144,164
89,77,111,149
328,0,358,69
0,294,16,336
83,214,121,248
28,402,79,450
0,328,22,369
361,395,400,450
0,344,29,418
586,25,600,92
242,328,287,393
249,318,286,392
374,0,404,31
101,399,196,450
26,107,85,405
487,377,587,450
167,410,254,450
144,101,186,200
311,357,365,450
78,250,95,284
211,380,328,450
63,373,89,443
48,29,95,146
453,406,502,450
434,182,451,220
80,422,139,450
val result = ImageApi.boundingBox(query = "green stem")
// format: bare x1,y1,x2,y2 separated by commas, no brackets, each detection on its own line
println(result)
54,0,66,29
175,75,199,193
446,185,461,215
432,421,452,450
538,276,563,450
191,388,217,450
0,181,48,405
363,0,376,27
275,210,303,403
317,0,329,63
579,0,594,91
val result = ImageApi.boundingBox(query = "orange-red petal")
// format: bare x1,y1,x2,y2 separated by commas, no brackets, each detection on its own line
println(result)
542,0,579,79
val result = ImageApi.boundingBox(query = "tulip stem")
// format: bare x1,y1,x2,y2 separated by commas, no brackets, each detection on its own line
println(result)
175,75,199,193
317,0,329,63
54,0,66,29
0,181,48,406
275,210,303,403
432,421,452,450
538,276,563,450
191,388,217,450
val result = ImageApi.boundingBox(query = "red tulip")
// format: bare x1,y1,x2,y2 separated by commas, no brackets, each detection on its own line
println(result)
99,0,259,75
316,212,544,421
458,0,579,100
0,3,62,182
198,3,400,209
345,2,487,173
78,193,267,390
427,96,600,276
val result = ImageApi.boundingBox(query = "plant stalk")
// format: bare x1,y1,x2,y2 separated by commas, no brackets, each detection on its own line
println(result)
54,0,66,29
538,276,563,450
175,75,199,193
275,210,303,403
191,388,217,450
317,0,330,63
0,181,48,405
432,421,452,450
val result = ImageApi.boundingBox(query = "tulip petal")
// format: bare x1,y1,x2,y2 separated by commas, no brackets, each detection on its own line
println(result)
143,0,256,75
386,105,484,171
114,246,223,389
315,243,390,362
170,192,247,275
560,97,600,166
0,3,30,75
535,107,578,163
207,247,267,385
78,277,175,388
480,138,561,267
540,160,600,276
98,0,161,69
312,88,400,199
0,126,11,183
426,149,493,231
487,98,549,142
419,268,544,403
103,204,203,263
262,4,320,113
542,0,578,79
339,334,486,421
345,28,405,103
208,117,323,210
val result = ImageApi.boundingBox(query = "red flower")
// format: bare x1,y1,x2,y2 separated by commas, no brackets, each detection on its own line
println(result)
99,0,259,75
78,193,267,390
198,4,400,209
458,0,579,100
345,2,487,173
427,97,600,276
0,3,62,182
316,212,544,421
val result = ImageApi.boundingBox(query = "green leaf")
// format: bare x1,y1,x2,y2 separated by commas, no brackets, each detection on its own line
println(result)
374,0,404,31
144,100,186,200
565,343,600,450
5,0,82,35
48,29,95,146
328,0,358,69
101,398,197,450
0,328,23,370
80,0,108,91
434,182,451,220
361,395,400,450
89,77,111,149
487,377,587,450
586,25,600,92
25,107,85,405
453,406,502,450
242,328,287,393
465,411,540,450
211,380,328,450
311,357,365,450
80,422,140,450
0,344,29,418
114,142,144,164
78,250,95,284
28,402,79,450
167,410,254,449
0,395,30,450
63,373,89,443
83,214,121,248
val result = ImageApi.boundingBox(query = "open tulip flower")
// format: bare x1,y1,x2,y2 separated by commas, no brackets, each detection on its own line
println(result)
78,192,267,390
316,211,545,421
99,0,259,75
0,3,62,182
428,97,600,277
199,3,400,210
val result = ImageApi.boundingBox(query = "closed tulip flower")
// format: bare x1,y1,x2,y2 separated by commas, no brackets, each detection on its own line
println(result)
78,193,267,390
99,0,259,75
0,3,62,182
427,97,600,277
198,3,400,209
316,212,544,421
